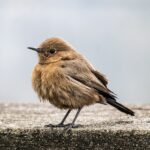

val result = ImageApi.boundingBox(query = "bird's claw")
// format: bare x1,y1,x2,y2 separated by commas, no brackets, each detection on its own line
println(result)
44,123,65,128
63,124,73,133
63,124,81,133
45,123,80,128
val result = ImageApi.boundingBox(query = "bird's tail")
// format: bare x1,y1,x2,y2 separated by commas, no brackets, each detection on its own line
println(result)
107,98,135,116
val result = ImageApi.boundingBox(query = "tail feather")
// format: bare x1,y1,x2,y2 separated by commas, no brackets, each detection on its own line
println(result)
107,98,135,116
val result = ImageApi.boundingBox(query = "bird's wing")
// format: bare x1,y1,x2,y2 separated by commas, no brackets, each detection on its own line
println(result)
50,68,105,108
91,70,108,87
80,56,108,87
62,59,116,100
63,75,104,107
60,56,135,115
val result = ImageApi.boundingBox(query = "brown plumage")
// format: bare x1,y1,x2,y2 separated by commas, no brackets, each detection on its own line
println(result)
28,37,134,132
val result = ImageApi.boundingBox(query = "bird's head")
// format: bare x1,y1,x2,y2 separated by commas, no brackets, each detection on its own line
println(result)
28,37,77,64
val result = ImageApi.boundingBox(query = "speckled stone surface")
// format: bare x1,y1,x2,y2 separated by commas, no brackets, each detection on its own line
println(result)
0,103,150,150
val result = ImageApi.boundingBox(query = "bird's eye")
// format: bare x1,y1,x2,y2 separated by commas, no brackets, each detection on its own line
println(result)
48,49,56,54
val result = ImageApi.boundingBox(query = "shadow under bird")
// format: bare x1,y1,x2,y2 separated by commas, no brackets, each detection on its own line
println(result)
28,37,134,132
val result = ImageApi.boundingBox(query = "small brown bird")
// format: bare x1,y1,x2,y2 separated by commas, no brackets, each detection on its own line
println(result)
28,37,134,131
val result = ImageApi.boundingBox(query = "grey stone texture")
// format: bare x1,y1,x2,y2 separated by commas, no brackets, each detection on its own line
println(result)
0,103,149,150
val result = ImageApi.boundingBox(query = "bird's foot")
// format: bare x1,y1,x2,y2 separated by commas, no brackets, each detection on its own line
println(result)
44,123,80,128
63,124,73,133
64,123,80,128
63,123,81,133
44,123,65,128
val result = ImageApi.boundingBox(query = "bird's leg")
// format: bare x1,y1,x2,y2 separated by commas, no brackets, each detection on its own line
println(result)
59,109,72,125
45,109,72,128
63,107,82,132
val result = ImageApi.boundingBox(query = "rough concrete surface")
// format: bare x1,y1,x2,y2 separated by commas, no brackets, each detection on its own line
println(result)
0,103,149,150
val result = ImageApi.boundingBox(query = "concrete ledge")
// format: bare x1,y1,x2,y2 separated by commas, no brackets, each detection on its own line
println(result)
0,103,150,149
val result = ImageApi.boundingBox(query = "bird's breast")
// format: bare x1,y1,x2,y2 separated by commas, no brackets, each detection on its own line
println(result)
32,65,52,96
32,64,66,108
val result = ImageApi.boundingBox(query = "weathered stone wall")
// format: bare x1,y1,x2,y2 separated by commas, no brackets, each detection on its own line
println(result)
0,103,149,149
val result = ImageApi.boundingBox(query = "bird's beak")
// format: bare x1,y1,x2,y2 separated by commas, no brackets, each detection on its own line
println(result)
28,47,43,53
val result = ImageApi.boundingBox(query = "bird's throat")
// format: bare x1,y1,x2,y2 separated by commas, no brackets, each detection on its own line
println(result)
39,58,62,65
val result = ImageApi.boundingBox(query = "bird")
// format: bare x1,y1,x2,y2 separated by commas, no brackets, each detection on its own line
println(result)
28,37,134,132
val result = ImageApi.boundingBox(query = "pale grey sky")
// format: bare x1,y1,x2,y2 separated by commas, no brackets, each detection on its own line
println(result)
0,0,150,103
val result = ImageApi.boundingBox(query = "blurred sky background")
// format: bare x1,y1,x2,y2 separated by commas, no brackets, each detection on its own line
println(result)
0,0,150,103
